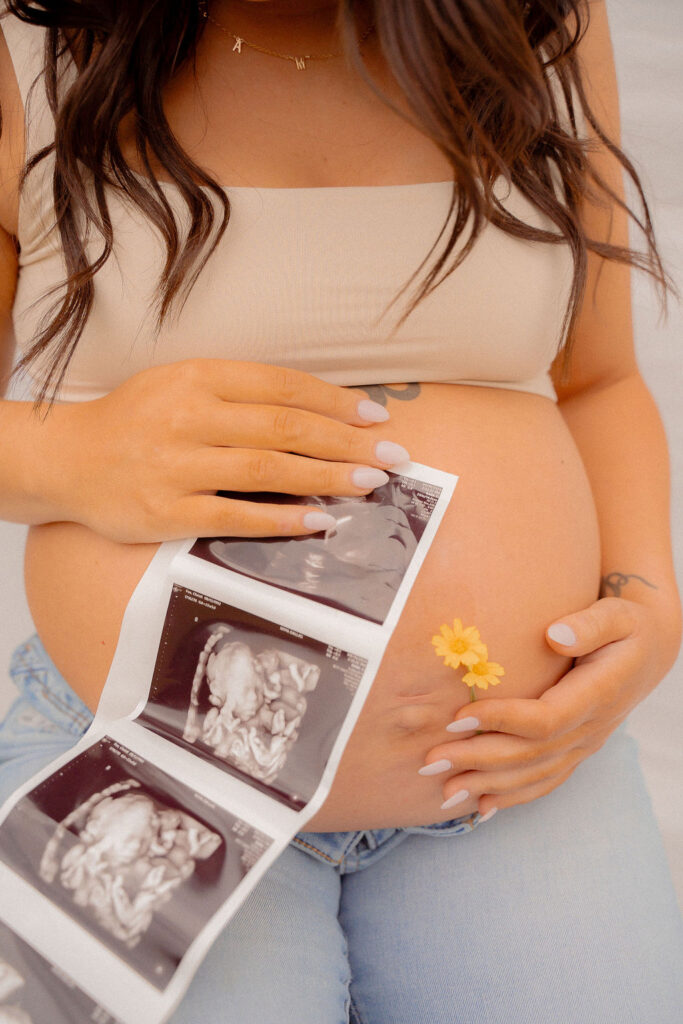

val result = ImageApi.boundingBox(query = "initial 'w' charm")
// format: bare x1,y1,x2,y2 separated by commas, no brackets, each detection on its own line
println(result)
294,56,307,70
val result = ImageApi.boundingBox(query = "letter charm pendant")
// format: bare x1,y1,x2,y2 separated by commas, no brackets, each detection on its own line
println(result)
232,36,243,53
294,56,307,70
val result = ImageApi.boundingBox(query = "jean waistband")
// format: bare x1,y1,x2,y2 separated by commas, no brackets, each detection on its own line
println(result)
293,808,482,872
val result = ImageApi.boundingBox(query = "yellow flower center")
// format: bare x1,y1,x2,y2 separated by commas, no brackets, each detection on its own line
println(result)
451,638,467,654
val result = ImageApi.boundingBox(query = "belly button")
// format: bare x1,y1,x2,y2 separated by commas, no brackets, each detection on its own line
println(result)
395,690,438,703
390,702,442,736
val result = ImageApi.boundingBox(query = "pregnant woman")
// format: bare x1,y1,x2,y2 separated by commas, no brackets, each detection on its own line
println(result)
0,0,681,1019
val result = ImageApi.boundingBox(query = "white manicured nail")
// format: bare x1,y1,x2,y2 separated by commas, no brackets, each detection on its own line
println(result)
303,511,337,532
351,467,390,489
374,441,410,465
417,759,452,776
357,399,389,423
441,789,469,810
479,807,498,823
547,623,577,647
446,716,480,733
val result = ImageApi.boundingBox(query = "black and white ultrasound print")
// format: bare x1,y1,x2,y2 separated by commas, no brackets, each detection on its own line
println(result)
140,587,366,809
0,738,271,991
190,474,443,624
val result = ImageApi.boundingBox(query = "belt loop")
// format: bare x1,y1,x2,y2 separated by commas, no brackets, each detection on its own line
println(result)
361,830,379,850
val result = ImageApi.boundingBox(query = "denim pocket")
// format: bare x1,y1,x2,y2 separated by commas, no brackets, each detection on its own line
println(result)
6,635,93,740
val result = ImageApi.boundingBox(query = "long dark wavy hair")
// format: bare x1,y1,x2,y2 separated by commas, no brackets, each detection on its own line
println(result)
0,0,669,403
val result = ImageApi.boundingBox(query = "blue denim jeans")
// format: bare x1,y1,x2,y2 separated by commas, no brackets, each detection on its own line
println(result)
1,634,683,1023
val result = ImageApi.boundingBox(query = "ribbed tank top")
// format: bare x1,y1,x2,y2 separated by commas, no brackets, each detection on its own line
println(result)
2,8,579,403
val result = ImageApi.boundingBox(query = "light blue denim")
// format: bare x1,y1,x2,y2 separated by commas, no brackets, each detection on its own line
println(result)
1,635,682,1023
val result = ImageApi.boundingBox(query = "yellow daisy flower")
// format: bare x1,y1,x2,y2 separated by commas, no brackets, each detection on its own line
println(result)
463,657,505,691
431,619,488,670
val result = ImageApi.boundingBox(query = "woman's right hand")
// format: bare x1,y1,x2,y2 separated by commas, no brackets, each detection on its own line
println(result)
34,359,409,543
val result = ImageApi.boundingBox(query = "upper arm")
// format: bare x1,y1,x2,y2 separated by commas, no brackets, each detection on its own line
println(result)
550,0,640,401
0,21,23,393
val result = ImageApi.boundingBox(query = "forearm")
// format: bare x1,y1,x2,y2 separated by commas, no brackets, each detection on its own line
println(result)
0,397,71,525
558,370,682,673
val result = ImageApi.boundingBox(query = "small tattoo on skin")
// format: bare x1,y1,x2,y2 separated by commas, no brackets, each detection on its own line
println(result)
351,383,421,407
600,572,658,598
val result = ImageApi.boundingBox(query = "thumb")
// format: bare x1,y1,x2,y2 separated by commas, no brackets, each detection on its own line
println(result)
545,597,637,657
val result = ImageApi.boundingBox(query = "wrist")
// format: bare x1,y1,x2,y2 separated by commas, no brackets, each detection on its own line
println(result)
632,593,682,678
599,570,681,671
21,400,84,525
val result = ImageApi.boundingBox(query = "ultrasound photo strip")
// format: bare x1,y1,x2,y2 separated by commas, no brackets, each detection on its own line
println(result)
0,462,457,1024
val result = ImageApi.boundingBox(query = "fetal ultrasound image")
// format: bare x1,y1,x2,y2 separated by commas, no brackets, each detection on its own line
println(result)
140,589,366,810
190,475,442,624
0,738,271,990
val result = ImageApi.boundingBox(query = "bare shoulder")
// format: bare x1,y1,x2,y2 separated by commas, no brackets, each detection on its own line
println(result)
0,18,25,236
576,0,621,140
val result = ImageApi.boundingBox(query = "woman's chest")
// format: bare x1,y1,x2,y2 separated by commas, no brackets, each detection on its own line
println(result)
14,178,571,401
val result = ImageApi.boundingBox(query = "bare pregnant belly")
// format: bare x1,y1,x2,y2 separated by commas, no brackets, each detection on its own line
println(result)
24,383,601,830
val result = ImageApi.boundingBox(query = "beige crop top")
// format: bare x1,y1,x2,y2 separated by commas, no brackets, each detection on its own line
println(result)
2,10,580,403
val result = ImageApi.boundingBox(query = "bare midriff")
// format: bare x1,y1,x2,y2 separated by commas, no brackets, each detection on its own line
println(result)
24,382,601,830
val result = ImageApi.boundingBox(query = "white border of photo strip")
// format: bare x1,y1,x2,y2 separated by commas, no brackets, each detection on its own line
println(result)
0,463,457,1023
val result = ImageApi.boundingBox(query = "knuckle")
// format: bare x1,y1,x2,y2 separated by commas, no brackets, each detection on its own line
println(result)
245,451,280,487
340,424,366,461
137,494,167,535
484,712,501,734
517,744,539,768
272,407,305,448
272,366,304,405
314,462,339,493
536,706,561,740
165,398,200,437
328,385,355,422
220,501,251,535
567,747,587,771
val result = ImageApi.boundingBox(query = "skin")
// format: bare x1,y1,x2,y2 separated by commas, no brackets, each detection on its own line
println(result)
0,1,680,828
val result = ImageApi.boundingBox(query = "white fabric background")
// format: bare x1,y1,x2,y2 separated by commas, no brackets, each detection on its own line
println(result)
0,0,681,904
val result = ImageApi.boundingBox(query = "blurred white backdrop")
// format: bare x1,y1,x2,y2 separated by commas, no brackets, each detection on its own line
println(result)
0,0,681,902
604,0,683,909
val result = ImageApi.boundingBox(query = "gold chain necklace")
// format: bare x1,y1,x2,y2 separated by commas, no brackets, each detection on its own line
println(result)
199,2,375,71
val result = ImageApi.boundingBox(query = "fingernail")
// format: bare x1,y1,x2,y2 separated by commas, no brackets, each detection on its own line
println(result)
303,511,337,532
479,807,498,823
357,399,389,423
351,467,390,490
547,623,577,647
441,789,469,810
417,758,452,776
374,440,410,466
446,716,480,733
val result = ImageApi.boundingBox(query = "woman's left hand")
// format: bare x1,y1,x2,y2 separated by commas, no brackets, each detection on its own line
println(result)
421,596,677,819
